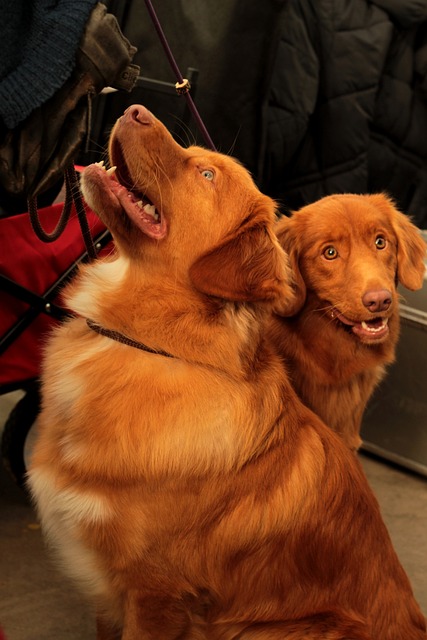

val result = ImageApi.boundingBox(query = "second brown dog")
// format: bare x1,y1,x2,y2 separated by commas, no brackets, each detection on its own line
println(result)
270,193,426,450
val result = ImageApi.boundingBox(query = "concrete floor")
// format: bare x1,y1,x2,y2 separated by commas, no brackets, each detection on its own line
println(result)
0,390,426,639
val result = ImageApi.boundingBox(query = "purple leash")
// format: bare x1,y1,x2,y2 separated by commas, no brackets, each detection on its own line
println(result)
143,0,217,151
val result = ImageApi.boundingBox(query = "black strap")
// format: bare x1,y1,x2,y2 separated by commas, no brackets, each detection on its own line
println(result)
86,318,174,358
27,164,97,260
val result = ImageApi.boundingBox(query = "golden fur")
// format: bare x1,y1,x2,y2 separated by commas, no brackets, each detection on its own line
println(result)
270,194,426,450
28,106,426,639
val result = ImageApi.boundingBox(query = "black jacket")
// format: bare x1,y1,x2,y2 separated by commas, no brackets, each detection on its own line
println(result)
260,0,427,227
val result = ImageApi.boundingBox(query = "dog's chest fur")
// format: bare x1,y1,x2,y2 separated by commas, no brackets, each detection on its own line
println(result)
28,258,290,601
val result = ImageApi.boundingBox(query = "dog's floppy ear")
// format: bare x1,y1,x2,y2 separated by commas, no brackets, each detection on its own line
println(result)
189,217,298,313
274,214,307,315
371,194,426,291
393,211,426,290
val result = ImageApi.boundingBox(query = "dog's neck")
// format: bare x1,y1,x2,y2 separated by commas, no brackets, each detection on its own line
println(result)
66,257,267,377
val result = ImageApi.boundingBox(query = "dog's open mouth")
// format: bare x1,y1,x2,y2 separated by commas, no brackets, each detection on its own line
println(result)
91,142,167,240
330,307,389,342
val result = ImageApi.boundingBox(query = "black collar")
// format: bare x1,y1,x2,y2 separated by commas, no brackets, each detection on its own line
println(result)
86,319,175,358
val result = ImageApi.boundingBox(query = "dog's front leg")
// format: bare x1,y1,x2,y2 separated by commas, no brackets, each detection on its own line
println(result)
121,591,196,640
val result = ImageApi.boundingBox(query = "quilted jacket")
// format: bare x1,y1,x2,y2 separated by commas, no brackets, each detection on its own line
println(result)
259,0,427,227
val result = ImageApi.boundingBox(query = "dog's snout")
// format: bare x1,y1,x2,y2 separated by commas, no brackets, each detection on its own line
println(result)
123,104,154,125
362,289,392,312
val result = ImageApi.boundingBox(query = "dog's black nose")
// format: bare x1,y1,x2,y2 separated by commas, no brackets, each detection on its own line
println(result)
124,104,154,125
362,289,392,312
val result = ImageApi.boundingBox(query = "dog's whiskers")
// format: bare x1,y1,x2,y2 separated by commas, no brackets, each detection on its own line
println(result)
170,117,196,148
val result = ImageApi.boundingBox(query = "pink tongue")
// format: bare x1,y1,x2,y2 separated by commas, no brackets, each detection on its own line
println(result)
87,164,168,240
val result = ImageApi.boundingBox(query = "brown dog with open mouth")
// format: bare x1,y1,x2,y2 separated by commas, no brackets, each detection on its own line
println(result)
28,107,426,639
270,194,426,450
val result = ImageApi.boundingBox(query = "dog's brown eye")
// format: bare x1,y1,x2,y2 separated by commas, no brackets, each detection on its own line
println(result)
201,169,215,181
375,235,387,249
323,246,338,260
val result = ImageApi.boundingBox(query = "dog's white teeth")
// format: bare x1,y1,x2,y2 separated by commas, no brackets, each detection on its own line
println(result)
143,204,159,220
106,166,117,176
361,318,388,333
143,203,155,215
134,201,159,221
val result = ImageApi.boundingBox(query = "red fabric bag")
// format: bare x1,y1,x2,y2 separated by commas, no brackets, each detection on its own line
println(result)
0,202,110,390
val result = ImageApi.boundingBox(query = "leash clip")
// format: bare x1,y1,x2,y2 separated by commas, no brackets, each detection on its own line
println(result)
175,78,191,95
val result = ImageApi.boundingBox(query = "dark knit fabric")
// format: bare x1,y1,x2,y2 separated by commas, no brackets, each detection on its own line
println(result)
0,0,98,129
